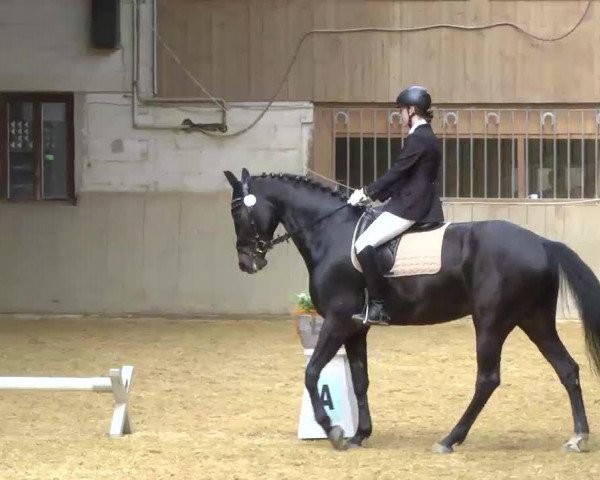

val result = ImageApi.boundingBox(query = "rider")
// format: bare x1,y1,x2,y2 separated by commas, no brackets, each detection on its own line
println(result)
347,85,444,326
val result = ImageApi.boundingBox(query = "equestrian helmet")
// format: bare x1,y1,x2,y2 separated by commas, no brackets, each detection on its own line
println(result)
396,86,432,111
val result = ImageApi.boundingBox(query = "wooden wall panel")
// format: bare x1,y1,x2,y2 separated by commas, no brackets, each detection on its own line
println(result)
311,0,341,101
249,1,289,100
157,0,598,103
286,0,315,99
211,2,251,100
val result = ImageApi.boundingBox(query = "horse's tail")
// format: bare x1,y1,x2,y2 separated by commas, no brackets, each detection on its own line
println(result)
544,240,600,376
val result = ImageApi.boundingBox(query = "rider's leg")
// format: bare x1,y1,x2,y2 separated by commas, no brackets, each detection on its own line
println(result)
353,213,415,325
354,212,415,253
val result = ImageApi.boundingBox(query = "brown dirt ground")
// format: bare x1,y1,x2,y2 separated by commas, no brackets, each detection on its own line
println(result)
0,315,600,479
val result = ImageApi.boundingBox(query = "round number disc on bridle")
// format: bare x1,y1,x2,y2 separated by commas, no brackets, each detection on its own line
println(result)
243,194,257,207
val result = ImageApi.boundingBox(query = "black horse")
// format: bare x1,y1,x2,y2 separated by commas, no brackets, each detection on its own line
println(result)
224,168,600,453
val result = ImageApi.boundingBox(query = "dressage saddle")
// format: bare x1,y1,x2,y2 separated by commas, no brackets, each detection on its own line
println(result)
353,205,444,274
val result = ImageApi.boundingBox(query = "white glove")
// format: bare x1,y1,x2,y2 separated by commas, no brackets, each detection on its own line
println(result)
347,188,368,206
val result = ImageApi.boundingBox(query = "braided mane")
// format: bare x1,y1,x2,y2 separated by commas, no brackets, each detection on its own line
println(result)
252,172,349,202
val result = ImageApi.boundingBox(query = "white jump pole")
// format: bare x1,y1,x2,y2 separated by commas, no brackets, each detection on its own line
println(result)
0,365,134,437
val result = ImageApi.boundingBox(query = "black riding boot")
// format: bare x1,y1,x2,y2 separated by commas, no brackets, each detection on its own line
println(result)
352,245,391,326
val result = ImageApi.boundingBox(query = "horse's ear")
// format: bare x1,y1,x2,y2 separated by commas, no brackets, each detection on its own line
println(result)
241,168,252,195
223,170,239,189
241,168,251,184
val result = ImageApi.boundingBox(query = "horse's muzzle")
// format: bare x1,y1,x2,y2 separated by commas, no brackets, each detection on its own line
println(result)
237,251,268,274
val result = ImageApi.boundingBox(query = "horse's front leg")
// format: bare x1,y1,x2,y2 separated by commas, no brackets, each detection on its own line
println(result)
304,316,351,450
344,327,372,448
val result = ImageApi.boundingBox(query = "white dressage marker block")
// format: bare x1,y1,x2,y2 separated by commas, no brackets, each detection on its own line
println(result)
298,349,358,439
0,365,134,437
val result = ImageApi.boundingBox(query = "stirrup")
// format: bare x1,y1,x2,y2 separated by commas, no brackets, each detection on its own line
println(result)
351,309,390,327
364,307,391,326
351,292,390,326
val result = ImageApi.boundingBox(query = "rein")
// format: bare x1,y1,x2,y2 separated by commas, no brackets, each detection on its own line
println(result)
231,197,350,255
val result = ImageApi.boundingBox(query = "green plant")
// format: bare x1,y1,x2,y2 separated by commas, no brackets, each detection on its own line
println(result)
295,291,314,313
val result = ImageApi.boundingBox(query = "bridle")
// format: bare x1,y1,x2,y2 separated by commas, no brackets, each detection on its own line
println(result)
230,195,349,257
231,196,272,256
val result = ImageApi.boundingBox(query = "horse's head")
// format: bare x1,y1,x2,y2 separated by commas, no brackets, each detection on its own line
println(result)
223,168,279,274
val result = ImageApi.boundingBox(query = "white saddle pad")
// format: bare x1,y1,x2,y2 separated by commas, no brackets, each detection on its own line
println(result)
351,222,451,277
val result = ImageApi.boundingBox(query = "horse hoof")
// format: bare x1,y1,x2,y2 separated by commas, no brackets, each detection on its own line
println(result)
562,434,589,453
328,425,346,450
344,436,364,450
432,442,454,454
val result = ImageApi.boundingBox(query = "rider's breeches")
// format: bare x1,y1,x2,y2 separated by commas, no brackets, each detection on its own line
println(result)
354,212,415,254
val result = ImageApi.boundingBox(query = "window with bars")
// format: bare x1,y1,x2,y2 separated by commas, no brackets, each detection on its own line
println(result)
328,108,600,200
0,93,74,201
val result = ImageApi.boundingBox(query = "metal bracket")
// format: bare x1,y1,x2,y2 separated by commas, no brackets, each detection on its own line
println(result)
443,111,458,127
388,111,402,126
541,111,555,128
335,111,349,126
485,112,500,126
181,113,228,133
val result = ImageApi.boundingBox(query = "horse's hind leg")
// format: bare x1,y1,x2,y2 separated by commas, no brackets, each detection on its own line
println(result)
434,319,513,453
520,313,590,452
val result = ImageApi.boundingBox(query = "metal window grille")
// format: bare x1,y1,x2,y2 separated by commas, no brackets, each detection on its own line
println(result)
328,107,600,200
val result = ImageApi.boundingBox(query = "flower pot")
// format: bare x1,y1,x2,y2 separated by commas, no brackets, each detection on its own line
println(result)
294,313,324,349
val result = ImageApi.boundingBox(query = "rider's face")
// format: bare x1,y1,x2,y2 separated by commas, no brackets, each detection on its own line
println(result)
398,106,415,128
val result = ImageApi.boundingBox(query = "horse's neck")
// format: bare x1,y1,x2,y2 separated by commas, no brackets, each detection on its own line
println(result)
256,177,358,271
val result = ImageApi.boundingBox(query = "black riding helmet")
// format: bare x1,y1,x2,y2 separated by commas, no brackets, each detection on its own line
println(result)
396,86,431,112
